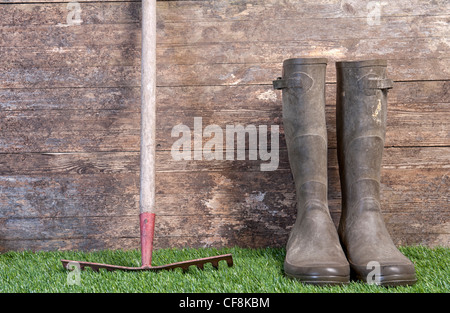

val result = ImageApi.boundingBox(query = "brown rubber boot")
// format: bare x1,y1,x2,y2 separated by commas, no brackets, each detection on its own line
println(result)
274,58,350,285
336,59,417,286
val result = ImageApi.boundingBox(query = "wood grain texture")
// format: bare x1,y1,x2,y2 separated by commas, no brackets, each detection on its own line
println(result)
0,0,448,251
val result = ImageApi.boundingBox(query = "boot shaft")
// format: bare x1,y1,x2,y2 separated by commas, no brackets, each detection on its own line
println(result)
335,59,393,216
274,58,328,211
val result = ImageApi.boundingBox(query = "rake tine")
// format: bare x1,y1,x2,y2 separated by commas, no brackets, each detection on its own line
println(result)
91,266,101,272
226,256,234,267
211,260,219,269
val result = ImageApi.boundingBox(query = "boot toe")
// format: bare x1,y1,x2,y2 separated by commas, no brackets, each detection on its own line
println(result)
350,261,417,286
284,261,350,285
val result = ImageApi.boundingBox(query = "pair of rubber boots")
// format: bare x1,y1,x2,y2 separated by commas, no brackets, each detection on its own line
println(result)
273,58,416,286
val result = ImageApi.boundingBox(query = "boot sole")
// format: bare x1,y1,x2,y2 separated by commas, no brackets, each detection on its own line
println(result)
353,273,417,287
285,272,350,286
285,271,416,287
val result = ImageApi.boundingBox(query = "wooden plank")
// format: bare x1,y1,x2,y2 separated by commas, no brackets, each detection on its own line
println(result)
1,0,448,25
2,0,449,22
1,36,447,70
3,37,447,71
145,57,419,84
156,107,449,149
0,152,140,176
0,215,288,245
1,147,448,176
1,81,448,111
156,38,450,67
1,165,447,218
1,60,448,90
156,17,450,48
0,82,450,153
1,226,447,253
0,205,448,248
159,0,450,20
0,0,139,3
0,211,447,249
0,46,140,68
0,174,138,218
0,238,140,253
1,103,447,153
0,236,236,253
0,24,141,48
0,110,140,153
0,66,141,89
0,86,140,111
0,1,141,26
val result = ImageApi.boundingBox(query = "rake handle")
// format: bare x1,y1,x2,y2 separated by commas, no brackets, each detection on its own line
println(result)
140,0,157,267
140,0,157,215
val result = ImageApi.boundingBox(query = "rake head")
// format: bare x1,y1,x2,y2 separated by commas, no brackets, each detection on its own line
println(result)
61,214,233,272
61,253,233,272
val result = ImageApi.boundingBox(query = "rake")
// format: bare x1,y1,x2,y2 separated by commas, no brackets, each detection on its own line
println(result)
61,0,233,272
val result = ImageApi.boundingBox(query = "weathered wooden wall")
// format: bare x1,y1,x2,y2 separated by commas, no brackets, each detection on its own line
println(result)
0,0,448,252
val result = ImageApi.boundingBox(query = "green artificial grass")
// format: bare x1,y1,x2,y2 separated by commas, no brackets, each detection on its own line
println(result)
0,246,448,293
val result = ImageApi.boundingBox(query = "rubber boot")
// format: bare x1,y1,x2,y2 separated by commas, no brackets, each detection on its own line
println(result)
273,58,350,285
336,59,417,286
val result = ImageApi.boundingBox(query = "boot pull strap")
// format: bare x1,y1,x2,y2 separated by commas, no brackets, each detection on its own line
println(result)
361,78,394,90
273,77,304,90
273,72,313,90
